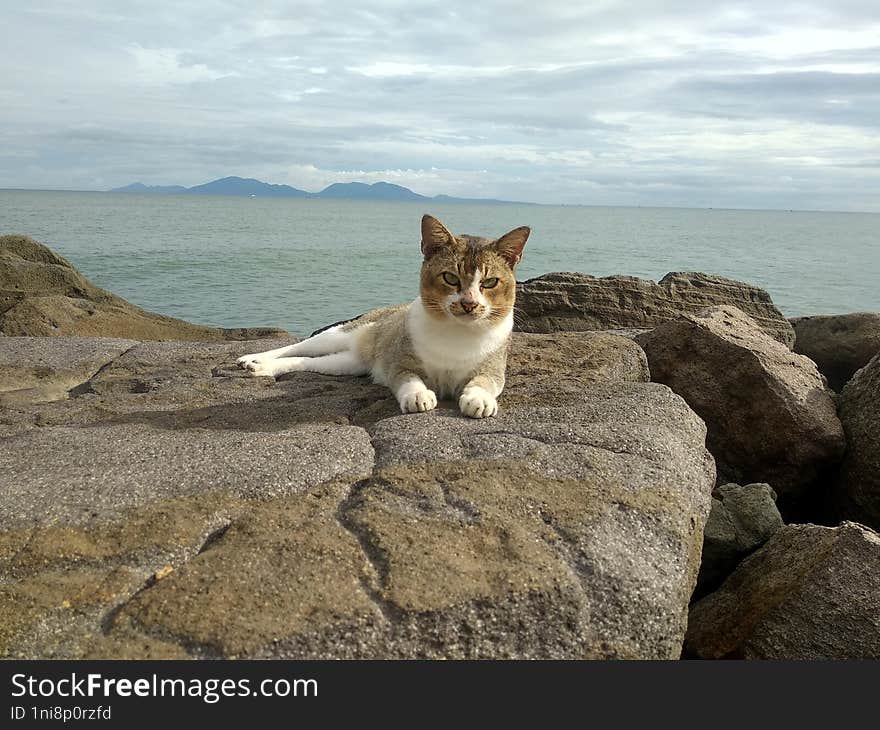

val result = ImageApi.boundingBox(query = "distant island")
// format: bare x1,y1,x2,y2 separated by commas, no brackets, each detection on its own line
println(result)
110,176,528,205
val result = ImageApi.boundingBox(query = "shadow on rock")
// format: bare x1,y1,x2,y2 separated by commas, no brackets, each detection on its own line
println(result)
109,374,401,432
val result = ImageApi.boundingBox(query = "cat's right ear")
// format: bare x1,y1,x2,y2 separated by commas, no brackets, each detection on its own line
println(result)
421,214,456,258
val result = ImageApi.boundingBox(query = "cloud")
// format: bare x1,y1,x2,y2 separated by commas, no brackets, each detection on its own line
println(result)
127,45,237,85
2,2,880,210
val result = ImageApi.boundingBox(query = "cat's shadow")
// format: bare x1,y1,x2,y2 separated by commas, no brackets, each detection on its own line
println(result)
107,371,459,433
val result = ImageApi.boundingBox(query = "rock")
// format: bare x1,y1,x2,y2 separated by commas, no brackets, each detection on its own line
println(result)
0,422,374,529
835,353,880,530
713,483,784,551
695,483,784,597
685,522,880,659
105,377,714,660
0,336,138,405
369,383,706,479
791,313,880,391
516,271,794,346
502,331,650,406
637,305,845,501
0,337,395,438
0,492,244,659
0,234,288,340
112,442,712,659
0,330,715,659
0,336,297,407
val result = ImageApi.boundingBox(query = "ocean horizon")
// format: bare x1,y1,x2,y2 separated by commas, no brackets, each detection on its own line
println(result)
3,185,879,215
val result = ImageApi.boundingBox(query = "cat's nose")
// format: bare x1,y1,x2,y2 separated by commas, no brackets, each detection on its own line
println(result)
460,300,478,313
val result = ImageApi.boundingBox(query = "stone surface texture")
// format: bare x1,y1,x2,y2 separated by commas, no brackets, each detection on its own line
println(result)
835,353,880,530
686,522,880,659
516,271,795,346
695,482,783,597
637,306,844,500
0,330,715,659
791,312,880,391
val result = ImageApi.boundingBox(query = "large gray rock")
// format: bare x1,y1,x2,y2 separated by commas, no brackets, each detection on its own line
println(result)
637,306,845,500
695,483,783,597
791,312,880,391
836,353,880,530
685,522,880,659
0,330,716,659
1,235,288,340
516,271,794,346
104,378,714,660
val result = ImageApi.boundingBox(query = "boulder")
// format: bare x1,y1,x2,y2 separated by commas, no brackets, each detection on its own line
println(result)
637,306,845,501
835,353,880,530
0,234,287,340
0,330,716,659
791,313,880,391
685,522,880,659
516,271,794,346
695,483,783,598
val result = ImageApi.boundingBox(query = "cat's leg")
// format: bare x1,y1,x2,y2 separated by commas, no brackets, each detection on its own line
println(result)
243,350,368,378
391,371,437,414
237,325,353,369
458,374,502,419
458,345,507,419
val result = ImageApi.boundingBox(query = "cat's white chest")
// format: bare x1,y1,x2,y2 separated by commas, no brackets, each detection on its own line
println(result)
407,298,511,397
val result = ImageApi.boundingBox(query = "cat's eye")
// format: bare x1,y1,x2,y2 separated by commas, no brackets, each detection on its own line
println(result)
442,272,460,287
481,277,499,289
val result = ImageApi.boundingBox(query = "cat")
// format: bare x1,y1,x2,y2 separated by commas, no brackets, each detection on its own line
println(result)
236,214,530,419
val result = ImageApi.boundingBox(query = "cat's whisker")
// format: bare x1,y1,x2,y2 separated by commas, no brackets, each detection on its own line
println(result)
509,305,528,329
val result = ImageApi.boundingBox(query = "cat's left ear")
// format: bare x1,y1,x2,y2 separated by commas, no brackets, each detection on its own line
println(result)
421,214,456,258
494,226,531,268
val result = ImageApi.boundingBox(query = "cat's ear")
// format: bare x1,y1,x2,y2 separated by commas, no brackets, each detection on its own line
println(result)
494,226,530,268
421,214,456,258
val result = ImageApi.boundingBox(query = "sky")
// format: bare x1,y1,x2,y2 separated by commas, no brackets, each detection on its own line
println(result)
2,1,880,211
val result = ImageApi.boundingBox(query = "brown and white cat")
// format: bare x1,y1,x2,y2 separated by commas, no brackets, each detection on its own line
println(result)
236,214,530,418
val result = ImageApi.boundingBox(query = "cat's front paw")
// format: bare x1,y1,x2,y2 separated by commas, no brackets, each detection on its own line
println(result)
399,388,437,414
459,387,498,419
241,357,305,378
241,359,280,378
237,353,266,370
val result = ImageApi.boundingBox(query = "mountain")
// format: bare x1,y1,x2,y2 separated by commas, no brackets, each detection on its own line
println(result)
433,194,528,205
186,176,309,197
110,176,531,204
317,181,426,201
111,182,189,194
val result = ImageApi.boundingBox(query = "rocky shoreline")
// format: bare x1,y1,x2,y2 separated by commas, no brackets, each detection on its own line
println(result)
1,234,878,659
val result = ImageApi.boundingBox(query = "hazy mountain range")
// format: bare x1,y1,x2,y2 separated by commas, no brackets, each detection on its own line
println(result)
110,176,526,204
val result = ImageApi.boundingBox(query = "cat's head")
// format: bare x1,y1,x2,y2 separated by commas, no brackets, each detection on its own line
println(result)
419,214,530,325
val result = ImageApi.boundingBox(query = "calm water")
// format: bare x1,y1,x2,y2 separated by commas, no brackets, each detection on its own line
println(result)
1,190,877,337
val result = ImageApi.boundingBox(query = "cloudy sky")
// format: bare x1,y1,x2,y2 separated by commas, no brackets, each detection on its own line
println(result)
2,1,880,210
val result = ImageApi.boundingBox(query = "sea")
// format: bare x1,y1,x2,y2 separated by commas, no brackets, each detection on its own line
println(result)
1,189,877,337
